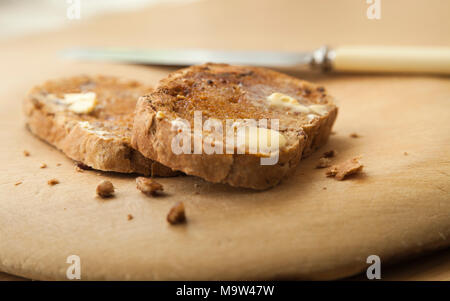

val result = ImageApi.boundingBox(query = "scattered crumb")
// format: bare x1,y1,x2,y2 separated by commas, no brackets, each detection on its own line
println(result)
64,208,67,211
322,187,327,190
316,157,332,169
330,131,337,135
47,178,59,186
194,183,200,188
75,166,83,172
56,163,62,167
404,152,408,156
323,150,336,158
40,163,47,169
167,202,186,225
127,214,134,221
14,181,23,186
326,157,364,180
75,161,91,170
23,150,30,157
350,133,360,138
136,177,163,196
96,180,114,198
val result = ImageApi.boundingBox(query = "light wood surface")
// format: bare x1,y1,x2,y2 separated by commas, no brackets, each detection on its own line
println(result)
0,0,449,280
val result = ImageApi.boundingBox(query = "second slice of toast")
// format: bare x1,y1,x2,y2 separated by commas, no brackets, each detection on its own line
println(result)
24,75,177,176
132,64,337,189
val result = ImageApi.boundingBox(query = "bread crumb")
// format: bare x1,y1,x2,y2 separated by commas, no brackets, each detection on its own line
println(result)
404,152,408,156
23,150,30,157
75,166,83,172
167,202,186,225
323,150,336,158
127,214,133,221
136,177,163,196
316,157,332,169
330,131,337,135
14,181,23,186
47,178,59,186
40,163,47,169
350,133,360,138
96,180,114,198
56,163,62,166
326,157,363,180
75,161,91,170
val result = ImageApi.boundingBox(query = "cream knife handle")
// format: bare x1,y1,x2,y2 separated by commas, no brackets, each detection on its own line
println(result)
330,46,450,74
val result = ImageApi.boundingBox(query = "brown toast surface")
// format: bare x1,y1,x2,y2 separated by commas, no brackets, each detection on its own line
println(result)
24,75,177,176
132,64,337,189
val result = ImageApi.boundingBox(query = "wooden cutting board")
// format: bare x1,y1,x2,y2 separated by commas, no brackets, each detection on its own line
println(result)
0,0,449,280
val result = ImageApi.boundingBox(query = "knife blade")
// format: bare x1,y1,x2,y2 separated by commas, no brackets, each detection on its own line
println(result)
61,48,317,68
61,46,450,74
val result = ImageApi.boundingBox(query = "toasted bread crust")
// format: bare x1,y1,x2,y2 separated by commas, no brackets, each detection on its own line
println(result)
24,75,177,176
132,64,337,189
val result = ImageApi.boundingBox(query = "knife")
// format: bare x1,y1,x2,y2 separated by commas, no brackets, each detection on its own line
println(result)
62,46,450,75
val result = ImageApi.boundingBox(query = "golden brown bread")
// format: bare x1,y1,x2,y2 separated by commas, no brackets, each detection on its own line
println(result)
24,75,177,176
132,64,337,189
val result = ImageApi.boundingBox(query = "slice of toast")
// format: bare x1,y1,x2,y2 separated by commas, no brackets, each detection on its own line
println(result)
24,75,177,176
132,64,338,189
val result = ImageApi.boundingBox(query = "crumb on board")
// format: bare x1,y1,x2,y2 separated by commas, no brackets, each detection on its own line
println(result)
75,166,83,172
96,180,114,198
316,157,332,169
350,133,360,138
14,181,23,186
326,157,364,180
136,177,163,196
75,161,92,170
404,152,408,156
23,150,30,157
40,163,47,169
47,178,59,186
56,163,62,167
167,202,186,225
127,214,133,221
323,150,336,158
322,187,327,190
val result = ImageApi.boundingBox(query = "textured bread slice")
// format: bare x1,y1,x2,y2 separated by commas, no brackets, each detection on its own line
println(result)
24,75,177,176
132,64,338,189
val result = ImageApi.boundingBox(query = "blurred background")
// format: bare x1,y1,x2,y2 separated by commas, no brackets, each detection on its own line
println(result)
0,0,197,38
1,0,449,48
0,0,195,38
